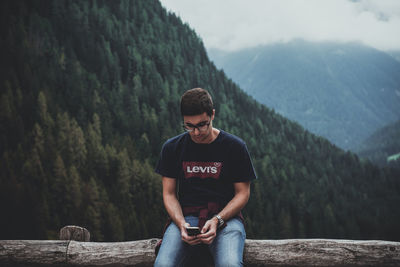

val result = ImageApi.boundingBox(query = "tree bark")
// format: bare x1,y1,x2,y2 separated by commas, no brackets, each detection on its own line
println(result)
0,240,69,266
60,225,90,242
243,239,400,266
67,238,158,266
1,239,399,266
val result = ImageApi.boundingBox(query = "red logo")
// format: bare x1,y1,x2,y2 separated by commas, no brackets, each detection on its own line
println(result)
182,162,223,179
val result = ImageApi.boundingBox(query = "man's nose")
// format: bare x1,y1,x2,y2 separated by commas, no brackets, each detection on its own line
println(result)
193,128,200,135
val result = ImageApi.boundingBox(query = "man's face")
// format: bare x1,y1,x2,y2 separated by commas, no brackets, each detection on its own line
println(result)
183,111,215,144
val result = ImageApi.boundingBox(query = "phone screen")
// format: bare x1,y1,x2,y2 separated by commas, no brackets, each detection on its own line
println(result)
186,226,200,236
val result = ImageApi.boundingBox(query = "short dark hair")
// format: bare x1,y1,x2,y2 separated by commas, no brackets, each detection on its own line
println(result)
180,88,213,117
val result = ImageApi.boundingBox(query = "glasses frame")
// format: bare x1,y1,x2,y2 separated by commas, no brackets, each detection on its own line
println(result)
182,120,211,133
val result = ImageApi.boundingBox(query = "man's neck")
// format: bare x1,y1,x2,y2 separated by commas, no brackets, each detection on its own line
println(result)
208,128,220,143
191,127,220,144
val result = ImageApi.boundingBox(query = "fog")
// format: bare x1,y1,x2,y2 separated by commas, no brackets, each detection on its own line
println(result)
160,0,400,52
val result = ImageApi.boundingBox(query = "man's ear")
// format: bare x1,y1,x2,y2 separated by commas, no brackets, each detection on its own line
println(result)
211,109,215,120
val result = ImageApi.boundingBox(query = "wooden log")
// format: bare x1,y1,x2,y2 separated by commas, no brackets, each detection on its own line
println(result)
243,239,400,266
0,240,69,266
67,239,159,266
1,238,399,266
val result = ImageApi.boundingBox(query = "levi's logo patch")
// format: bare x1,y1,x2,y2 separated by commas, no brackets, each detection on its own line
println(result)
182,161,223,179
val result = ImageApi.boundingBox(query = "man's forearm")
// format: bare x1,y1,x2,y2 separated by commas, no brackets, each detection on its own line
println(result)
217,190,249,222
198,189,249,244
164,194,186,227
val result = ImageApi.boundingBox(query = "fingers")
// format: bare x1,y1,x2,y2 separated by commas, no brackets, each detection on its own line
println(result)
182,234,202,245
200,221,210,234
198,220,217,245
186,237,202,245
180,219,218,245
198,230,216,244
200,236,214,244
180,223,190,239
181,223,202,245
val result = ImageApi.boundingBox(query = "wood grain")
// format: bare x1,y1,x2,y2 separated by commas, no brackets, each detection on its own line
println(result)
1,238,399,266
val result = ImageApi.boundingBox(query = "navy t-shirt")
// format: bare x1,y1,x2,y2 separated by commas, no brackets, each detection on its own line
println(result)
155,130,257,207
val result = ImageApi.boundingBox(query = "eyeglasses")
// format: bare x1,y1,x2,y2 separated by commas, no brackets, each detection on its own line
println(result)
182,120,210,132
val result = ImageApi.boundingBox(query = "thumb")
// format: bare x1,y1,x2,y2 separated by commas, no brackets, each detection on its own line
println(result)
181,222,190,232
201,222,210,233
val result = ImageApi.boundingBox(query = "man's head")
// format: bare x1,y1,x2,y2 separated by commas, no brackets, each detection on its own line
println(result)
180,88,213,117
181,88,216,143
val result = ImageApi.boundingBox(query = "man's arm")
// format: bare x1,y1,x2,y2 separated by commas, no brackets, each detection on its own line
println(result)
199,181,250,244
162,176,201,245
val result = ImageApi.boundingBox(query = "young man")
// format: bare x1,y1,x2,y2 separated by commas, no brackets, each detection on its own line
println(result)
154,88,257,267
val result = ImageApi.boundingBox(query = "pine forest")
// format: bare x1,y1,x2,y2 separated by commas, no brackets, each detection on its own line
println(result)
1,0,399,242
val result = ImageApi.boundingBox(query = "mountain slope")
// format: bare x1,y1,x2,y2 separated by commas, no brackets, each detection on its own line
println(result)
209,41,400,150
356,120,400,168
388,51,400,62
0,0,399,242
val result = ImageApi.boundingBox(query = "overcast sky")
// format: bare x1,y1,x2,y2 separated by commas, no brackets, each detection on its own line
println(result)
159,0,400,52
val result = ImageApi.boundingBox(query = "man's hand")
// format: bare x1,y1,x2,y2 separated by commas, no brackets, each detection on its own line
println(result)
180,222,202,245
198,217,218,245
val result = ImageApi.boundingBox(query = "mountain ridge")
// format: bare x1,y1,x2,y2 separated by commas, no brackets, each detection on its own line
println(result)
208,40,400,150
356,119,400,168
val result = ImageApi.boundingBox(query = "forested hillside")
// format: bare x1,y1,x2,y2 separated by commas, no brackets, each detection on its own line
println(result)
209,42,400,150
1,0,399,242
356,120,400,169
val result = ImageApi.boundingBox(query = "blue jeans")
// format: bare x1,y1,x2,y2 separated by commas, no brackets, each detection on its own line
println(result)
154,216,246,267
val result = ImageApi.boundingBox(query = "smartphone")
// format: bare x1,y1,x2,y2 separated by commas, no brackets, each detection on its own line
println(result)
186,226,201,236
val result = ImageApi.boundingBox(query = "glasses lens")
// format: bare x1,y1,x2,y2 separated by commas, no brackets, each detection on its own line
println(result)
183,124,193,132
198,124,208,131
183,121,210,132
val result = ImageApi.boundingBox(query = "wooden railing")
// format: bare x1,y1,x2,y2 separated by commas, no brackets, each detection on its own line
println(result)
1,226,399,266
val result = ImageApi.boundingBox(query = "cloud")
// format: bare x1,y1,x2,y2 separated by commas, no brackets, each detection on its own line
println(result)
159,0,400,51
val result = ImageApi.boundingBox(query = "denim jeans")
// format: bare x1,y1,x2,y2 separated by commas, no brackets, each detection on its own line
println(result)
154,215,246,267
